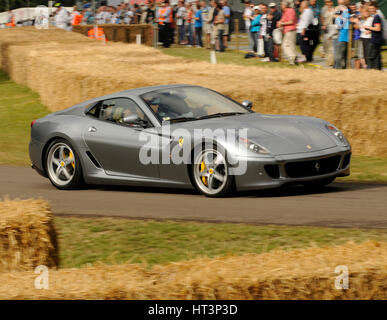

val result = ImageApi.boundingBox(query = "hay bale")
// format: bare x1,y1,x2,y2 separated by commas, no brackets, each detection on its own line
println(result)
0,198,58,272
0,241,385,299
72,24,152,44
0,28,386,156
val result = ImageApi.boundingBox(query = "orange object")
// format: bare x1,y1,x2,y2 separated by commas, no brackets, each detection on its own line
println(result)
5,15,15,27
72,13,83,26
88,27,107,41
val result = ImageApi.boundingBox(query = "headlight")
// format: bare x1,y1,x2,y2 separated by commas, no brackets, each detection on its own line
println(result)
239,137,270,154
326,124,349,146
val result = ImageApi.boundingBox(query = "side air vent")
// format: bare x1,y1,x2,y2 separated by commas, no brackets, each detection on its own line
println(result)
86,151,101,168
264,164,280,179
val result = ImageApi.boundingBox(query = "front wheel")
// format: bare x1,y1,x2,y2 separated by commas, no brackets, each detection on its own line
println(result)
191,148,234,197
302,176,336,188
45,139,83,190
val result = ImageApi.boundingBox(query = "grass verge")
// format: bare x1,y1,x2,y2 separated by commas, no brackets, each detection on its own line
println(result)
0,69,49,165
56,216,387,268
160,47,315,68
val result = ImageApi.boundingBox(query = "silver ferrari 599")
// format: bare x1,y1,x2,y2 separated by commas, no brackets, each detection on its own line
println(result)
29,85,351,197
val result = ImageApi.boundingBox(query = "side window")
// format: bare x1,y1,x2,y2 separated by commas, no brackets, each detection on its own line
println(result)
99,98,150,127
85,102,99,118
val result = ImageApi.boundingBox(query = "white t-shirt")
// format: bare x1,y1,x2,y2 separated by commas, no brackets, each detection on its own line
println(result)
243,7,252,29
297,7,314,33
360,16,373,39
124,10,134,24
176,6,187,26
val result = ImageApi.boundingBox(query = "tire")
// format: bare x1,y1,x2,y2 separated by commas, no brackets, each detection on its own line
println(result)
191,147,234,197
302,176,336,188
45,139,84,190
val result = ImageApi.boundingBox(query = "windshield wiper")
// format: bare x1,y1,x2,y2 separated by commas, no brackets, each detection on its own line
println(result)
198,112,245,120
168,117,198,123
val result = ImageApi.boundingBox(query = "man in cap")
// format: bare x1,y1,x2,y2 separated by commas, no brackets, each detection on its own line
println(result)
54,3,71,30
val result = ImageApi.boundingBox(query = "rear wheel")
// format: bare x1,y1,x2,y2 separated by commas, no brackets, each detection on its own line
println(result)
45,139,83,190
302,176,336,188
191,148,234,197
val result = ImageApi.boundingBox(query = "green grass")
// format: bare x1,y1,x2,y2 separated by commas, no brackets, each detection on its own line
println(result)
160,46,315,68
0,70,49,165
55,216,387,268
341,155,387,182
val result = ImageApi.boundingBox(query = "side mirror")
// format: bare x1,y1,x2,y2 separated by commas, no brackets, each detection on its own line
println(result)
242,100,253,109
122,114,147,128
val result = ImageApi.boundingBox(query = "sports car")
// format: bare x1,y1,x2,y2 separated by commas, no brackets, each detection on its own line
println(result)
29,85,351,197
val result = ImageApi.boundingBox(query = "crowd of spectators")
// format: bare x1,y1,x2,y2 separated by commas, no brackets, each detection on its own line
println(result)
243,0,385,69
2,0,385,69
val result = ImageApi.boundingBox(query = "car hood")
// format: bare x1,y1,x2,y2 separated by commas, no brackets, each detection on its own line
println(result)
169,113,338,156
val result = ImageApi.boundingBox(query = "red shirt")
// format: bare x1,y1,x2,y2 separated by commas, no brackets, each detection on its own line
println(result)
280,8,297,33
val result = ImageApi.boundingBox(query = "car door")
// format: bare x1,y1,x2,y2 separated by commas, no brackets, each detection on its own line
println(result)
83,97,160,180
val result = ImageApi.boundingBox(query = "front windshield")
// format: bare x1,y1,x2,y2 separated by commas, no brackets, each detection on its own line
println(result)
141,86,251,122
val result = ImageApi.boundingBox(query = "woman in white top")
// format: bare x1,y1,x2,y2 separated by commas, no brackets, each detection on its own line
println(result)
354,7,373,68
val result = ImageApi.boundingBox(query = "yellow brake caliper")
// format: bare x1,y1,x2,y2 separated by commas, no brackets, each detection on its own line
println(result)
200,161,208,186
69,151,75,168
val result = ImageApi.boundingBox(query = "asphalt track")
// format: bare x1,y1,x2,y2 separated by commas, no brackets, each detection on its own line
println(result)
0,165,386,229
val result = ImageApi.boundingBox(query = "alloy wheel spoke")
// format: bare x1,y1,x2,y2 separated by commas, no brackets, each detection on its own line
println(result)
61,167,71,180
213,171,224,182
213,156,223,169
207,175,214,191
59,146,65,160
55,165,62,177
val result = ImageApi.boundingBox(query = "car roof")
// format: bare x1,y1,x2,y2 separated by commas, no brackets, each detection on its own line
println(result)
71,84,198,108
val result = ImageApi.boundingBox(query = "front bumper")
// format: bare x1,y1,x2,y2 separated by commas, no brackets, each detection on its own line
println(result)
234,146,351,191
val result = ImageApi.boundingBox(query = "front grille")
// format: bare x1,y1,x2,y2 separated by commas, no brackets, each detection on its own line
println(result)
285,155,341,178
342,153,351,169
264,164,280,179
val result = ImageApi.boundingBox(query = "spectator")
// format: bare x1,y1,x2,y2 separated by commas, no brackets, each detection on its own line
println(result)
134,4,142,24
268,3,282,60
207,0,218,48
309,0,321,57
265,12,278,61
334,0,350,69
243,1,254,51
278,0,297,65
259,3,269,60
194,3,204,47
214,2,226,52
358,5,373,67
53,3,71,30
185,2,194,47
350,3,363,69
250,6,261,54
321,0,336,65
157,0,174,48
200,0,211,48
147,3,156,24
220,0,231,49
364,1,384,70
176,1,187,45
297,0,315,62
124,5,134,24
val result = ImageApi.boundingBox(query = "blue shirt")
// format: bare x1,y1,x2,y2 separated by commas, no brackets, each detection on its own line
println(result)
250,15,261,33
195,9,202,27
223,6,230,24
310,4,320,20
336,10,350,42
